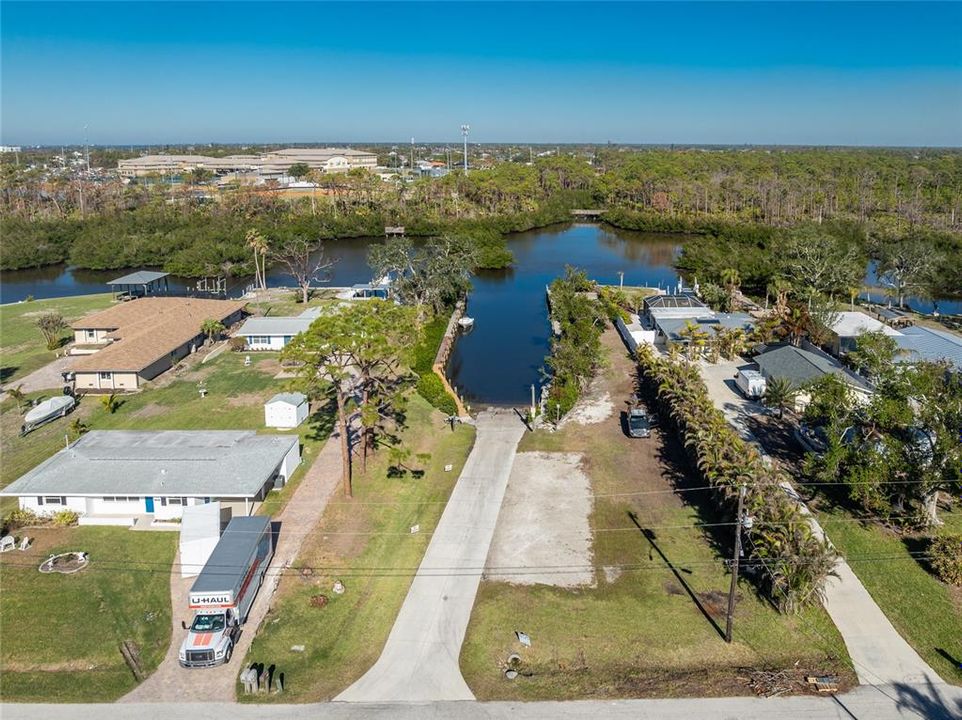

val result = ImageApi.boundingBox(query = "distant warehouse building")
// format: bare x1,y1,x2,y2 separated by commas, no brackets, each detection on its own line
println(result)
0,430,301,525
118,147,378,179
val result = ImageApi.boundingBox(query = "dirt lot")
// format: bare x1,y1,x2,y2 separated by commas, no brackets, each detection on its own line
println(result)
486,451,594,587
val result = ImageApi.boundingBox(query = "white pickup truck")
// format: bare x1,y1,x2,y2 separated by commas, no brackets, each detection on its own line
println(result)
178,516,273,669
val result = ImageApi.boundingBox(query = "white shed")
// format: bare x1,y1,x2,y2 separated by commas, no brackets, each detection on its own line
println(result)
265,392,309,429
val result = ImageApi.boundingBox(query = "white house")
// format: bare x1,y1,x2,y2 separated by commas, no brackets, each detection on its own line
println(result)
0,430,301,526
236,316,313,351
265,392,309,429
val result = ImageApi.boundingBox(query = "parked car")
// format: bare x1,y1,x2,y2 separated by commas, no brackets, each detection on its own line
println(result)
626,407,651,438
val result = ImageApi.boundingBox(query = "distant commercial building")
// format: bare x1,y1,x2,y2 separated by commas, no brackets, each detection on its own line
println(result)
117,147,378,179
0,145,22,153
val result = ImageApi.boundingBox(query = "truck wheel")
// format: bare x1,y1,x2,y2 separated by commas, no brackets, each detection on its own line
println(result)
224,644,233,663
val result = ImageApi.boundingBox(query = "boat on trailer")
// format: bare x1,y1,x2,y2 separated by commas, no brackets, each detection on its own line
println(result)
20,395,76,437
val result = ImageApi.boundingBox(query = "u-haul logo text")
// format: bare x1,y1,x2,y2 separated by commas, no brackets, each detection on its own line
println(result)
190,594,232,606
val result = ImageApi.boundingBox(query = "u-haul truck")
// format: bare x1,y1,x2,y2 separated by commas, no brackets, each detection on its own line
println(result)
178,516,274,668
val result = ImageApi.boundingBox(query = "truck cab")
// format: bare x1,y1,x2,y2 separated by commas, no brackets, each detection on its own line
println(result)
178,608,239,668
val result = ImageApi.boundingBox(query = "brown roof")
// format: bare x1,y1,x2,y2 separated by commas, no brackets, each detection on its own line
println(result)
71,297,247,373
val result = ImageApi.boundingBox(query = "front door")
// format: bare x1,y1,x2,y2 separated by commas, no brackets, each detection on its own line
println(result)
145,497,155,513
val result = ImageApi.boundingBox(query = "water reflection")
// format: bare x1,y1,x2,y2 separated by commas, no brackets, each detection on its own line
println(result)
446,224,686,407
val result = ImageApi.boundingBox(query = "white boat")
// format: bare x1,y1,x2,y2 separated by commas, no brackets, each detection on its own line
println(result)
20,395,76,437
457,316,475,329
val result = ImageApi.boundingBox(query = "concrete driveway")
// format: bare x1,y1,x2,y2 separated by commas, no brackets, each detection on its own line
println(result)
336,409,526,702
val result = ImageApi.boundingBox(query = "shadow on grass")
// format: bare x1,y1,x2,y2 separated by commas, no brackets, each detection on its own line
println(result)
0,366,19,384
628,510,726,641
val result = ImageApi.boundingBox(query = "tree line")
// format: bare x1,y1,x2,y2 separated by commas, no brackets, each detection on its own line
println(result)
3,148,961,288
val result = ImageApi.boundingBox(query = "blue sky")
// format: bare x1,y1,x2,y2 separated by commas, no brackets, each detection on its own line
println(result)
1,2,960,146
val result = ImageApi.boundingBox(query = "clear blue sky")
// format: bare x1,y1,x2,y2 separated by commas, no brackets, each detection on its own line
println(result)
2,1,960,147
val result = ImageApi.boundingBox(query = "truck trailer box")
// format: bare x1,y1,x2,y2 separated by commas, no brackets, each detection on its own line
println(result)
189,515,273,622
735,369,767,400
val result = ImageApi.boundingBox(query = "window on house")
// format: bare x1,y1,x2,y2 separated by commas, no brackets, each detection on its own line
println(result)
85,329,97,341
42,496,65,505
165,497,187,505
102,496,139,503
99,371,112,380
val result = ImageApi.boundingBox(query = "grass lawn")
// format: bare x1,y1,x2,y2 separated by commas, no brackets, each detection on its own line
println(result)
817,506,962,685
0,526,177,701
245,289,340,320
460,329,855,700
240,394,477,702
1,351,332,501
0,293,114,385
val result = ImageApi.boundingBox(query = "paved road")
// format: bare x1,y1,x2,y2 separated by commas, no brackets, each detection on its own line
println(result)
120,430,344,702
6,683,961,720
336,409,527,702
699,360,945,686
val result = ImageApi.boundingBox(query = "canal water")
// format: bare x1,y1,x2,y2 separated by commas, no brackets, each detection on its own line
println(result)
2,223,959,406
447,224,684,406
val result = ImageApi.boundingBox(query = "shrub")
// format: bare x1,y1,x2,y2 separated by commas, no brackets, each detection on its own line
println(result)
930,533,962,586
229,336,248,352
2,507,38,533
51,509,80,527
416,372,458,416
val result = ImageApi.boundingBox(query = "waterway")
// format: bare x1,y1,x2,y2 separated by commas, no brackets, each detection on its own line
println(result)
2,223,959,406
447,224,684,406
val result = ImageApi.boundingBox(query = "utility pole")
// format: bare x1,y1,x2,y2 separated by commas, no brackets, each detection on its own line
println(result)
618,271,625,289
83,124,90,173
530,384,536,418
725,484,747,643
461,124,470,173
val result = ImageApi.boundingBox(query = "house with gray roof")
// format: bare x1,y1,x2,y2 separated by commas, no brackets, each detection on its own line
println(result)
754,344,873,393
0,430,300,527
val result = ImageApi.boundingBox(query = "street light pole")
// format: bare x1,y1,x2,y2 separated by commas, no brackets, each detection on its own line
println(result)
725,484,747,643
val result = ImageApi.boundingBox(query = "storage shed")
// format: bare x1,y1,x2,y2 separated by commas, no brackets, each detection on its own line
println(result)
265,392,309,429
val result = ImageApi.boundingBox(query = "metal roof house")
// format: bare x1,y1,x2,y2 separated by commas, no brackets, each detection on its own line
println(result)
0,430,300,527
236,316,313,351
640,293,754,346
107,270,170,298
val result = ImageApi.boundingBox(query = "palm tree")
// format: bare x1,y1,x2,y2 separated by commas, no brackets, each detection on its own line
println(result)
720,267,741,312
101,393,120,414
762,376,797,419
245,229,268,292
200,318,226,345
7,384,26,414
